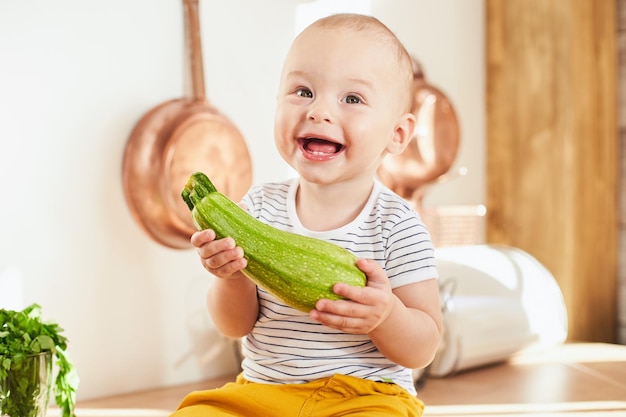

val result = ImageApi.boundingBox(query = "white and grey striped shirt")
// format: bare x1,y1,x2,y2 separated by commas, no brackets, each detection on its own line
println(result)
239,178,438,395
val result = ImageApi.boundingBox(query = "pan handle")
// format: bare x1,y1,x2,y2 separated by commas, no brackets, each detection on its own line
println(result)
183,0,206,101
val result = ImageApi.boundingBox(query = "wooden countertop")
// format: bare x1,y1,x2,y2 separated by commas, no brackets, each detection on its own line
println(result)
47,343,626,417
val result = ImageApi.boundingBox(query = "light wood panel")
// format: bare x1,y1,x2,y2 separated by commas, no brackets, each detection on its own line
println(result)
486,0,618,341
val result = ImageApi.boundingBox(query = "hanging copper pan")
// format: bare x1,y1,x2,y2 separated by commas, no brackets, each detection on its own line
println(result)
122,0,252,249
378,57,460,207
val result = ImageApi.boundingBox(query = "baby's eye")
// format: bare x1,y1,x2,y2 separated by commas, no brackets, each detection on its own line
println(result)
342,94,362,104
296,88,313,98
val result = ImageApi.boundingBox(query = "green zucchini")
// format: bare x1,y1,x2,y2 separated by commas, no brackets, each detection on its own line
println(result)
181,172,366,312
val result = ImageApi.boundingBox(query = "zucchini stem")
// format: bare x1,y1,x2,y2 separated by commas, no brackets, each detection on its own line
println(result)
181,172,217,209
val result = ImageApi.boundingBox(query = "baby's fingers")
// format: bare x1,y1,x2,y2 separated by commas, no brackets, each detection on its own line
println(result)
205,243,243,269
206,253,247,277
190,229,216,248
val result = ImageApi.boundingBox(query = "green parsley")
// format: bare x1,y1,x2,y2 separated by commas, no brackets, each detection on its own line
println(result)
0,304,78,417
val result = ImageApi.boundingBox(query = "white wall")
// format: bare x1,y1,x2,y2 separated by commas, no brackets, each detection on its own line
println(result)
0,0,484,401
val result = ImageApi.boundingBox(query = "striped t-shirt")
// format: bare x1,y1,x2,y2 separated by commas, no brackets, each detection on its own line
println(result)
239,178,438,395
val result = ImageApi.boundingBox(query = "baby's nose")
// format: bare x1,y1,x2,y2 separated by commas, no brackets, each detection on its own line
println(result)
306,102,333,123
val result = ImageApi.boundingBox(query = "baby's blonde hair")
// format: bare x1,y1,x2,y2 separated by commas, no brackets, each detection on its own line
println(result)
302,13,414,113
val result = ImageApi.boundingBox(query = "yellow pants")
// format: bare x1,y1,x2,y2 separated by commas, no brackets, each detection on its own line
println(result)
171,373,424,417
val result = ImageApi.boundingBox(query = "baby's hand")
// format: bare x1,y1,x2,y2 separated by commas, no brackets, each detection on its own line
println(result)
310,258,394,334
191,229,247,279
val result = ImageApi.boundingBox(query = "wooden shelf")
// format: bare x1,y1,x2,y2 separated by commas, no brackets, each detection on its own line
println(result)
46,343,626,417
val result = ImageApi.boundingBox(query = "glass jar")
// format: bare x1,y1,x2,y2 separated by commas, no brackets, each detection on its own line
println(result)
0,351,53,417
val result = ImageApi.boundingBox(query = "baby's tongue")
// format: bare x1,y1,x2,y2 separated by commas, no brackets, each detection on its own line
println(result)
306,139,338,154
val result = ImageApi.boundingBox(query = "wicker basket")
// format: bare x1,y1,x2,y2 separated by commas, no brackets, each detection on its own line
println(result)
419,205,486,248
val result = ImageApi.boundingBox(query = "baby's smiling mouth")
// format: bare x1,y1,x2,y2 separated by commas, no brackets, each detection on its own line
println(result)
298,138,345,157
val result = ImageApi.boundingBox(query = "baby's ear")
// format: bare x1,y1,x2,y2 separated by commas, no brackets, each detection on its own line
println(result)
387,112,416,155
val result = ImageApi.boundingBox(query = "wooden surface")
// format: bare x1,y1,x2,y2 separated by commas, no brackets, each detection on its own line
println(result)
46,343,626,417
486,0,619,342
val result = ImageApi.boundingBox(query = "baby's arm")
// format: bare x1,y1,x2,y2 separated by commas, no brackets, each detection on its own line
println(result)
191,229,259,339
370,278,442,369
311,258,442,370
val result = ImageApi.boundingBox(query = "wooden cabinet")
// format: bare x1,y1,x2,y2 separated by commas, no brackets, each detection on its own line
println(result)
486,0,618,341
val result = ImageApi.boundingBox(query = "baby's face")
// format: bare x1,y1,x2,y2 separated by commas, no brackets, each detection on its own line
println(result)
274,26,413,187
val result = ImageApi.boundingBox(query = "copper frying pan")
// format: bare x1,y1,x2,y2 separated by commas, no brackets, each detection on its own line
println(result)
378,57,460,208
122,0,252,249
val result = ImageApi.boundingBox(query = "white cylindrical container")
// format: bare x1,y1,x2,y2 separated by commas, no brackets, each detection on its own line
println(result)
426,245,568,377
